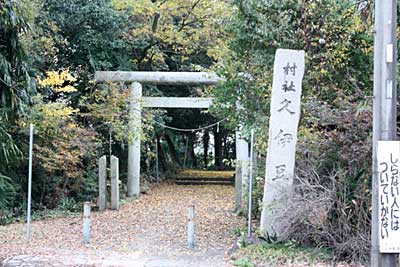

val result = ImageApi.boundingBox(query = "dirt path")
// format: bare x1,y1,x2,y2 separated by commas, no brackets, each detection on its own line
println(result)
0,182,244,267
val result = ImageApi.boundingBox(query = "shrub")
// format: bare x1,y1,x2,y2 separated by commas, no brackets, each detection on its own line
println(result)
283,100,372,262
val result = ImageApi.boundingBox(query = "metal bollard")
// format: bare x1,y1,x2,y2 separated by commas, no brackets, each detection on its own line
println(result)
83,202,91,244
188,205,195,249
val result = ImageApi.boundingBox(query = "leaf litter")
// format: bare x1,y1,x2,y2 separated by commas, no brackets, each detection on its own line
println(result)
0,178,363,267
0,182,244,266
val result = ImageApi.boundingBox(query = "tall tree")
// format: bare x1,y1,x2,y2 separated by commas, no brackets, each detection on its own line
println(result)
0,0,33,207
0,0,33,116
36,0,131,73
113,0,231,71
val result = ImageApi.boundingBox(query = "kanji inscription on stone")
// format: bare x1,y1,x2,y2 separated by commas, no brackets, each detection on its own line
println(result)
260,49,305,239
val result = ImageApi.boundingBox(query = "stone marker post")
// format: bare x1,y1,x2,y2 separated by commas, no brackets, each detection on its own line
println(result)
188,205,195,249
98,155,107,211
235,163,243,211
111,155,119,210
128,82,142,197
260,49,305,239
83,202,91,244
235,131,249,210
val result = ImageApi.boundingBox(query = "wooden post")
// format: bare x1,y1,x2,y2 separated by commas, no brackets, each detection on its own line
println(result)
188,205,195,249
371,1,398,266
128,82,142,197
98,155,107,211
83,202,91,244
110,155,119,210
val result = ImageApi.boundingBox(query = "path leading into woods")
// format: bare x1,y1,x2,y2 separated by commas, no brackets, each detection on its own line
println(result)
0,173,244,267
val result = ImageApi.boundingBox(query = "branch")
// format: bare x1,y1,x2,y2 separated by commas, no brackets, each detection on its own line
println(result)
179,0,202,32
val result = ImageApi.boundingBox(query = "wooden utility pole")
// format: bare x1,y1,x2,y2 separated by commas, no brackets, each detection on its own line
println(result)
372,1,398,266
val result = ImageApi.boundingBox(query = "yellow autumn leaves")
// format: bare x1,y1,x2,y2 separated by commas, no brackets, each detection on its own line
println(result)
40,103,77,119
34,69,79,124
37,69,77,93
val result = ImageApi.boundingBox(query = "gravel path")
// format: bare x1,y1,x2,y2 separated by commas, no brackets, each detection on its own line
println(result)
0,182,244,267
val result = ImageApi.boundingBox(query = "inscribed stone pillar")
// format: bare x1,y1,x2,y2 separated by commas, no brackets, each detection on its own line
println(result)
110,155,119,210
98,155,107,211
260,49,305,239
128,82,142,197
235,130,249,210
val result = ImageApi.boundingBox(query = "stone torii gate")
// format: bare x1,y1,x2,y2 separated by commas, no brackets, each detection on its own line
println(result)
95,71,249,207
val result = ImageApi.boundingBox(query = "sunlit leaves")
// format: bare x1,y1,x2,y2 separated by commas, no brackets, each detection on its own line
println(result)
114,0,232,69
37,69,77,93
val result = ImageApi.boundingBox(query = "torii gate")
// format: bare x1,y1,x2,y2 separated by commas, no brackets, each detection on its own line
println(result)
95,71,249,209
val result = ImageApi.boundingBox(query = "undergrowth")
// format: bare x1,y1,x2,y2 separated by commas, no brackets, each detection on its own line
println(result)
233,242,333,267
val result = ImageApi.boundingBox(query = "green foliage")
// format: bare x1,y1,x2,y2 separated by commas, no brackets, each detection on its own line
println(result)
0,125,22,172
233,227,247,237
0,1,33,208
36,0,130,71
57,197,81,212
233,257,256,267
213,0,373,141
0,175,16,210
233,242,332,266
0,0,33,114
212,0,375,262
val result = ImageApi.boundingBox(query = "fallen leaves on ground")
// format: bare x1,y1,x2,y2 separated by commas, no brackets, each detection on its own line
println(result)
0,179,364,267
0,182,243,266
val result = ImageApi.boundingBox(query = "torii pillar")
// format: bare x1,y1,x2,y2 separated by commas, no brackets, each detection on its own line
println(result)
127,82,142,197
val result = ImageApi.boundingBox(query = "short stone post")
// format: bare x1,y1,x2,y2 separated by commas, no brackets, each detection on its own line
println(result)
83,202,91,244
235,131,249,210
128,82,142,197
110,155,119,210
235,164,242,211
188,205,195,249
98,155,107,211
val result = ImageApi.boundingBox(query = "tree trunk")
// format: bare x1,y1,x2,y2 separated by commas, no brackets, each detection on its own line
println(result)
187,133,197,168
214,127,223,170
164,133,182,167
222,133,228,160
202,129,209,168
156,134,166,172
